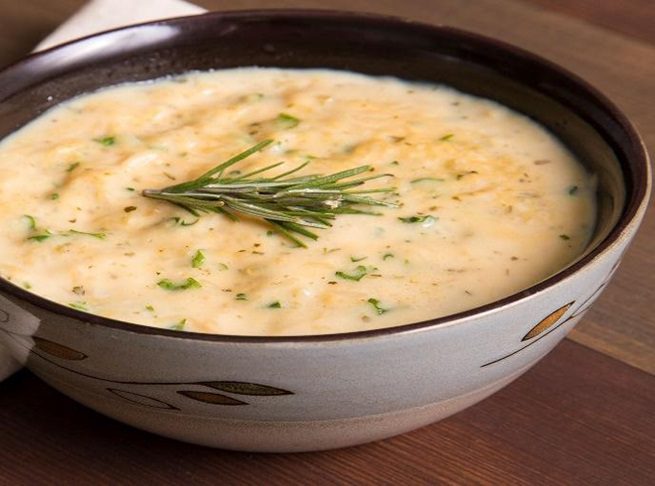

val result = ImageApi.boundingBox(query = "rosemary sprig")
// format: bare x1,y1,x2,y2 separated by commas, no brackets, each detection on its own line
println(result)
142,140,398,247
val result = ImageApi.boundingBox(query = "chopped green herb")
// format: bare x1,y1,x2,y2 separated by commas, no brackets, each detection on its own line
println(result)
66,162,80,173
367,298,389,315
157,277,202,291
126,187,136,192
410,177,445,184
68,301,88,311
124,206,137,213
217,263,229,271
390,160,400,166
23,215,37,231
22,282,32,290
170,217,199,227
382,253,394,260
94,136,116,146
27,230,53,243
559,234,571,240
24,219,104,242
28,233,51,242
350,256,367,263
266,230,274,237
267,301,282,309
336,265,374,282
72,286,85,296
398,215,436,224
439,133,454,141
568,185,579,195
145,304,155,312
63,229,106,240
170,319,186,330
50,193,60,200
191,250,205,269
275,112,300,129
235,293,248,301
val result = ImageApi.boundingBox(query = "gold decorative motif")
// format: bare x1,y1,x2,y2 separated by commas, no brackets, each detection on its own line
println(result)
481,300,577,367
200,381,293,396
33,336,87,360
178,390,247,406
521,302,573,341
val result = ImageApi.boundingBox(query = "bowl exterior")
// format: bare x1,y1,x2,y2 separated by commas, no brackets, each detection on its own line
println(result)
0,214,643,451
0,10,650,452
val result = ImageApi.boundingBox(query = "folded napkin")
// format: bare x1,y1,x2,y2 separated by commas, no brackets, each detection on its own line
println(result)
36,0,206,51
1,0,206,381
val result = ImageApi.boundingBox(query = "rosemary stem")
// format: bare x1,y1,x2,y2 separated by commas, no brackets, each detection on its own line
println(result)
142,140,397,246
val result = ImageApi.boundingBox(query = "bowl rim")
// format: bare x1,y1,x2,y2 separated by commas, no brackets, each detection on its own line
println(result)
0,9,650,343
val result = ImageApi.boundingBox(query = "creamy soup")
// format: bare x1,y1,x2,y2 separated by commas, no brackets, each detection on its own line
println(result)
0,68,596,335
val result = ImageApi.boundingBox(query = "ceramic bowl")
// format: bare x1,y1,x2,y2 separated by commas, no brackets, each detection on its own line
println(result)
0,10,650,452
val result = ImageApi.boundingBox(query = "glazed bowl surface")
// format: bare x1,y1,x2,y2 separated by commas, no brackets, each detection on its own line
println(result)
0,10,650,452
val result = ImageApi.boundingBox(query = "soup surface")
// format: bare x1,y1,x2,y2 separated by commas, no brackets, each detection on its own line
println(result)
0,68,596,335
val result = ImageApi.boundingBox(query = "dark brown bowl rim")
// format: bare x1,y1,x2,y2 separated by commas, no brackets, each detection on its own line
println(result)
0,9,650,344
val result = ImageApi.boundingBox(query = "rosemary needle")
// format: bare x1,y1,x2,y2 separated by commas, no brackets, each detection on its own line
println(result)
142,140,398,247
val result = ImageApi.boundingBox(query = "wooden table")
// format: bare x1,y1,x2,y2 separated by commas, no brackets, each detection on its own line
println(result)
1,1,653,483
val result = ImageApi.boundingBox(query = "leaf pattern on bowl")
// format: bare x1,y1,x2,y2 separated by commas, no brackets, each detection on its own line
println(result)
105,382,293,409
521,303,573,341
481,300,575,368
480,258,625,368
0,327,295,410
200,381,293,396
177,390,247,406
33,336,87,361
108,388,179,410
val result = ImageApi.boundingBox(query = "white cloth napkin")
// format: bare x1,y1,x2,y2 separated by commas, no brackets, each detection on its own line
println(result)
36,0,206,51
1,0,205,381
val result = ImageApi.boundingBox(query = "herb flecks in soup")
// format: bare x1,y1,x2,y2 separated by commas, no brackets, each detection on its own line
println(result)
0,68,596,335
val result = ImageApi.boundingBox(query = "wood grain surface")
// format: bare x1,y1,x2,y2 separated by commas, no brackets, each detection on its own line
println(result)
1,0,654,483
525,0,655,45
1,341,653,485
